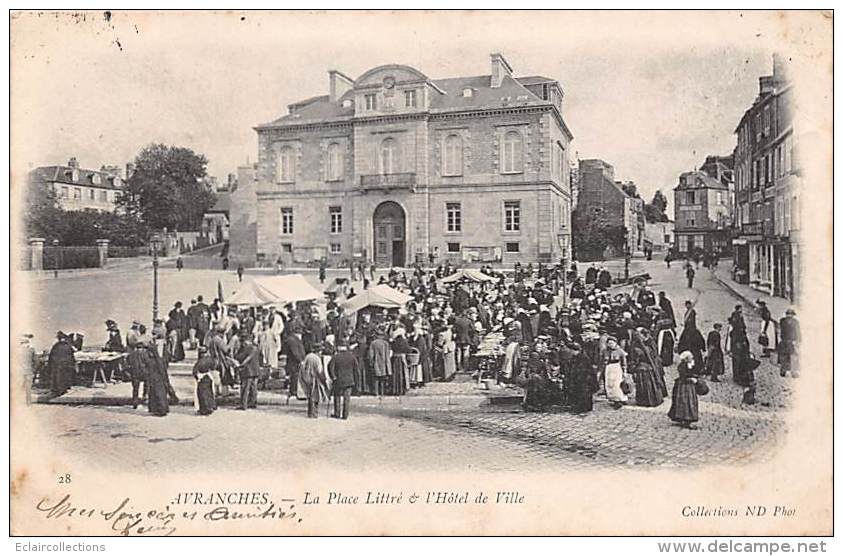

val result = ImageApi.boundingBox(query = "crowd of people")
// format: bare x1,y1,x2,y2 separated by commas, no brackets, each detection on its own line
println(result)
33,255,801,429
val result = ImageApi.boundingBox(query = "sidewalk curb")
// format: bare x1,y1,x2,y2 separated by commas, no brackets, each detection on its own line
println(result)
36,392,521,409
712,272,763,317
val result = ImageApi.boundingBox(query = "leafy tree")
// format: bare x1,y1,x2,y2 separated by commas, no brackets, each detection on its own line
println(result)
572,207,628,261
644,189,670,223
118,144,216,231
60,210,150,247
24,175,66,241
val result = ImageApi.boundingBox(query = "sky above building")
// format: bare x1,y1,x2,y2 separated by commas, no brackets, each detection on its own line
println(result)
13,10,819,202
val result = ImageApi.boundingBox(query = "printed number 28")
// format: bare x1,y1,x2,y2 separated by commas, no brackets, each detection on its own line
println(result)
58,474,71,484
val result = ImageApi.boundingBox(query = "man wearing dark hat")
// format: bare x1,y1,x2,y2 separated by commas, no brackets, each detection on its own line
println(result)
282,329,306,401
104,320,125,352
328,340,358,419
235,334,261,410
126,321,141,350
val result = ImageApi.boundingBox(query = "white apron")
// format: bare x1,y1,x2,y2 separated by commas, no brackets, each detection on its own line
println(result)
605,361,627,402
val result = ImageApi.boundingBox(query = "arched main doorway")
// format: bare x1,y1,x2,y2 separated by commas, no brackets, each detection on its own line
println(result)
373,201,406,267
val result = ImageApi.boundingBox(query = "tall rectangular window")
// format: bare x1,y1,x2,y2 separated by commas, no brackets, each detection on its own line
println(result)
365,94,377,111
61,186,69,198
763,105,771,135
73,188,81,200
277,146,295,183
686,191,696,204
501,131,524,173
784,136,793,172
446,202,462,233
280,207,294,235
326,143,343,181
404,89,417,108
329,206,342,234
678,235,688,252
504,201,521,232
88,189,95,200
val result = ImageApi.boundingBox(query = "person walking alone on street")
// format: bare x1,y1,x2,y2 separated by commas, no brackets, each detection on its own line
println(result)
778,308,801,378
328,340,358,419
237,263,245,282
319,259,327,285
686,264,696,288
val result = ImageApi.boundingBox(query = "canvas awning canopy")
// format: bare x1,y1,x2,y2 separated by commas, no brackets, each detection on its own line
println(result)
226,274,324,306
341,284,413,314
440,269,496,283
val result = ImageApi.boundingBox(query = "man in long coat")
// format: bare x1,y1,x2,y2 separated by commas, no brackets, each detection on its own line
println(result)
367,332,391,396
328,341,358,419
778,309,801,377
282,331,306,400
299,347,328,418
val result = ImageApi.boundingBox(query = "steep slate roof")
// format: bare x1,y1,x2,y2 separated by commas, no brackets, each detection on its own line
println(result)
429,74,547,112
674,171,729,191
258,71,563,129
30,165,123,190
515,75,557,86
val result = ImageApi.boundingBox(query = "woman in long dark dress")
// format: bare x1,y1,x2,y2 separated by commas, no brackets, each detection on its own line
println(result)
629,331,664,407
705,324,726,381
727,306,752,387
655,311,675,367
668,351,700,429
677,301,705,369
642,328,669,398
144,344,170,416
411,324,432,385
564,341,594,414
390,328,412,395
48,332,77,396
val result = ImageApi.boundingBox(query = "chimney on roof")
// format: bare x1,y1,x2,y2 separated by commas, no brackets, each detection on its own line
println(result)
67,157,79,169
125,162,136,180
490,53,513,89
759,75,774,95
772,52,788,84
329,70,354,102
100,165,122,179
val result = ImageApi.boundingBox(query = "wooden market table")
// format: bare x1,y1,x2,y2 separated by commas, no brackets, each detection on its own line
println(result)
74,351,126,387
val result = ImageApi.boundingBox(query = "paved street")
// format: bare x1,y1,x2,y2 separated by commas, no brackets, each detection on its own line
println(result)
20,256,794,471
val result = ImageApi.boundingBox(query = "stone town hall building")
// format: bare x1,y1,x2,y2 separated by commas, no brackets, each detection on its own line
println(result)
230,53,574,268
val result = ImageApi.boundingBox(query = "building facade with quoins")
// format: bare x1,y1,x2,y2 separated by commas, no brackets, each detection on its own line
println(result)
231,53,574,268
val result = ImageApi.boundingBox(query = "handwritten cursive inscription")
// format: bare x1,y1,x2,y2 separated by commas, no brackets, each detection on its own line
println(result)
35,493,301,535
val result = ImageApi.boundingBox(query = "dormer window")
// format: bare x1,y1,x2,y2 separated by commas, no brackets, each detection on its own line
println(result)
114,177,122,187
91,174,102,185
365,94,377,111
71,169,79,181
462,88,473,98
404,89,417,108
341,99,353,109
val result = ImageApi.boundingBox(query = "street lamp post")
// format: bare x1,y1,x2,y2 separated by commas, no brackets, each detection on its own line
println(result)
151,234,163,323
